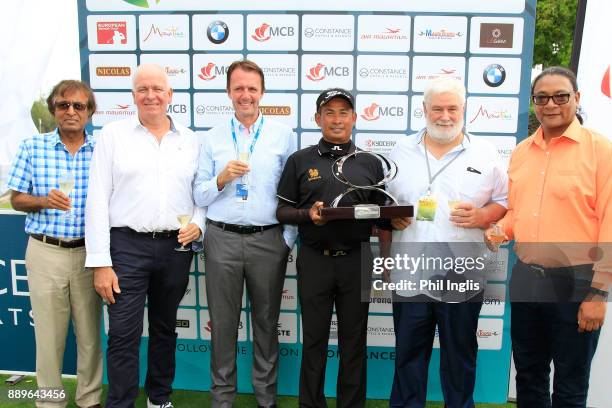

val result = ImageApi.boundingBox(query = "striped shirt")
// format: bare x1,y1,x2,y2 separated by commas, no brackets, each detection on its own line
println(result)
5,129,95,238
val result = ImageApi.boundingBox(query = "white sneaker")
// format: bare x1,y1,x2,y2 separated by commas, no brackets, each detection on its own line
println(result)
147,398,174,408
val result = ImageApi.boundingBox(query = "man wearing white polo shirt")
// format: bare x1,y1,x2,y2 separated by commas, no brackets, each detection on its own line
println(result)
386,77,507,408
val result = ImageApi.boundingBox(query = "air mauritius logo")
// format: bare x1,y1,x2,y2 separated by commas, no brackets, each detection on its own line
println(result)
602,66,611,98
361,103,380,121
122,0,160,7
198,63,217,81
306,63,326,81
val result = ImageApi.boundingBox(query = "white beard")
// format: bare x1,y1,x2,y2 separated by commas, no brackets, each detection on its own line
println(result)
426,119,463,144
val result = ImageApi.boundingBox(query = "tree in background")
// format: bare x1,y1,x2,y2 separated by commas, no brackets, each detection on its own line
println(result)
30,96,56,133
533,0,578,68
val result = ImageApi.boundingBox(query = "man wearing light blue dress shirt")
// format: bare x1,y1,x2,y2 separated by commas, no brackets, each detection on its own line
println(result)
193,59,297,408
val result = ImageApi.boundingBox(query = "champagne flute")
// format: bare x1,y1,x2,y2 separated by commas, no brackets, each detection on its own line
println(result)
447,196,462,239
175,213,192,252
58,171,75,221
487,222,507,251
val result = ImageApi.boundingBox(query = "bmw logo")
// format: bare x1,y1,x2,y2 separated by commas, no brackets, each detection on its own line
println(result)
483,64,506,87
207,20,228,44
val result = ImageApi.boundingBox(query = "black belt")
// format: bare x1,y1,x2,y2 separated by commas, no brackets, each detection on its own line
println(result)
207,219,279,235
111,227,179,239
30,234,85,248
518,259,593,278
323,249,351,257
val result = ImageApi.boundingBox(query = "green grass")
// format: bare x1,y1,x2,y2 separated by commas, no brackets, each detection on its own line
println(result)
0,374,514,407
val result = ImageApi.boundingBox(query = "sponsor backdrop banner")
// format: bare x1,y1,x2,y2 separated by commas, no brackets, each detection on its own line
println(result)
4,0,540,402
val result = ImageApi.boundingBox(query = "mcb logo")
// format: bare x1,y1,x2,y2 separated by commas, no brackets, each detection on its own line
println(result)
97,22,127,44
361,103,404,121
198,62,231,82
251,23,295,42
198,63,217,81
306,63,349,82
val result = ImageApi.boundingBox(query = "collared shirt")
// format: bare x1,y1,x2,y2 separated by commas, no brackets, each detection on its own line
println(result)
85,116,205,267
194,115,298,247
277,137,386,250
388,129,508,243
387,129,508,299
499,118,612,272
6,129,95,238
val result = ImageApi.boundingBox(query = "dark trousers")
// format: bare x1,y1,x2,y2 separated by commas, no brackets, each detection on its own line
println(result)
510,260,600,408
390,296,483,408
105,228,191,408
297,244,370,408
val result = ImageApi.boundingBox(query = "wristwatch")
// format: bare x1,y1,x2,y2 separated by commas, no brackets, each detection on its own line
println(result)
586,287,609,301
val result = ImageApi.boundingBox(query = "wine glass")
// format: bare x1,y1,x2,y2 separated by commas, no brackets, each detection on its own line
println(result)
58,171,75,221
447,192,467,239
175,213,192,251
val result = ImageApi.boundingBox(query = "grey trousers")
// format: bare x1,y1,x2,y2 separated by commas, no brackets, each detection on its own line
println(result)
204,222,289,408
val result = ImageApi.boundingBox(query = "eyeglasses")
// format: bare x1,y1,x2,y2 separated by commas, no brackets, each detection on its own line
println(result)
55,101,88,112
531,93,572,106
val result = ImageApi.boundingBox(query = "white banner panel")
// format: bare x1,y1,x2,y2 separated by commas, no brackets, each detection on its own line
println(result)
192,14,244,51
469,17,524,55
87,14,137,51
86,0,525,13
356,55,410,92
300,54,354,90
355,94,408,131
139,53,192,89
139,14,190,50
246,14,299,51
466,96,519,134
413,16,468,54
92,92,137,126
357,15,411,52
247,54,299,90
301,14,355,51
467,57,522,95
412,56,466,92
89,54,137,89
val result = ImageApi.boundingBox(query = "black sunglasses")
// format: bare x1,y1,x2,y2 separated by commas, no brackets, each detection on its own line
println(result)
55,101,88,112
531,93,572,106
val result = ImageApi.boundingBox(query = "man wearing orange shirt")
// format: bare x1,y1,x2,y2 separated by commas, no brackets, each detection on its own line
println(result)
486,66,612,408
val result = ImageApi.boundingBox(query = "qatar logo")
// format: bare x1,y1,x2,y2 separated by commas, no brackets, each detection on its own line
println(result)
602,66,611,99
198,63,217,81
252,23,271,42
361,103,380,121
483,64,506,87
122,0,160,8
306,63,326,81
96,21,127,45
207,20,229,44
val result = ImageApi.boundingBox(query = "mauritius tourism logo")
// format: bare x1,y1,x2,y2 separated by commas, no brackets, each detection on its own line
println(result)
122,0,160,7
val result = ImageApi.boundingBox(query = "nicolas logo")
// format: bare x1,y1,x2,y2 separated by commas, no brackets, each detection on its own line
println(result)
96,67,131,77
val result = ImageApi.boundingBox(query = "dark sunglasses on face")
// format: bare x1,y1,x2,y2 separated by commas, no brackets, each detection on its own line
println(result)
55,101,88,112
531,93,572,106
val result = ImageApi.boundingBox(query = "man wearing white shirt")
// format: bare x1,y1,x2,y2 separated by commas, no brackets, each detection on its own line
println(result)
385,78,507,408
85,64,204,408
193,60,296,408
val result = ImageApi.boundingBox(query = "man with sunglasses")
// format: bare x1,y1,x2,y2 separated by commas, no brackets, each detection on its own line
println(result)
485,66,612,408
6,80,103,408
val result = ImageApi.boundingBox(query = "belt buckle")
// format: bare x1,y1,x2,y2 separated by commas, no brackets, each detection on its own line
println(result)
332,250,346,257
530,264,546,278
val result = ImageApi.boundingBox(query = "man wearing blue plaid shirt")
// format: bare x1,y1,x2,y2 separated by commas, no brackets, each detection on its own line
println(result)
6,80,102,408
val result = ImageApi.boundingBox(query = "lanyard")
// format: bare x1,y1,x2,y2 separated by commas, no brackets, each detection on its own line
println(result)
231,117,264,159
423,133,465,194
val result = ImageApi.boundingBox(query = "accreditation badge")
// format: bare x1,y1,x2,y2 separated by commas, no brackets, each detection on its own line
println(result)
416,193,437,221
235,183,248,202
